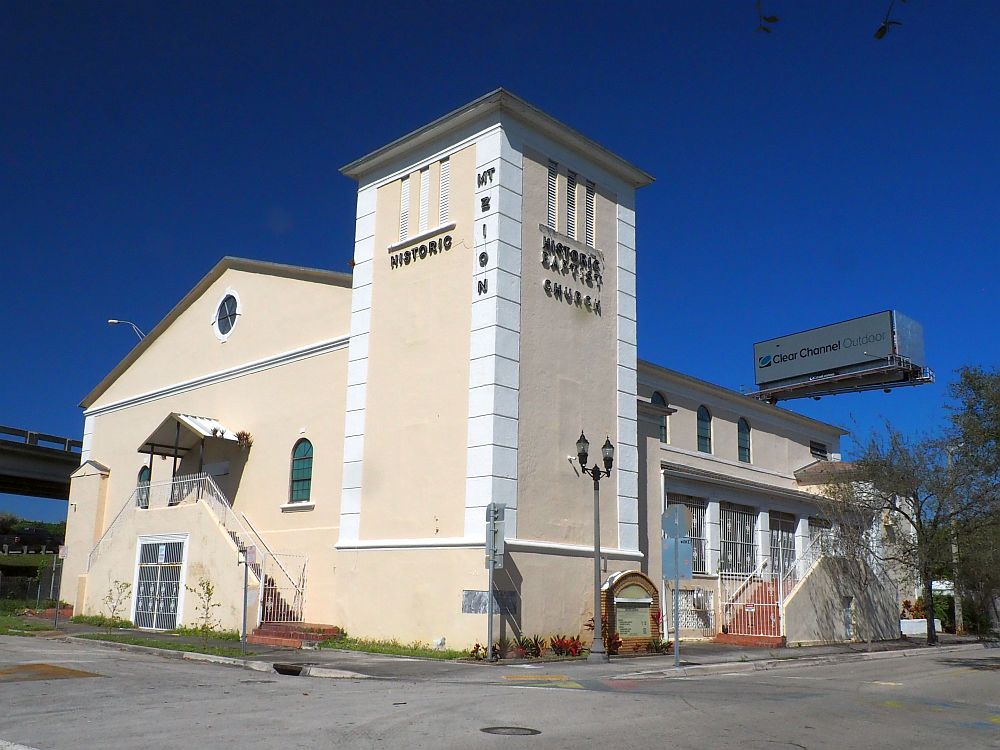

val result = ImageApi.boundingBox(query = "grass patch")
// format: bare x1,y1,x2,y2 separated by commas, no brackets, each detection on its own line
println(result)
0,599,59,616
0,614,53,635
75,632,246,658
70,614,134,629
318,635,466,660
0,553,53,570
169,625,241,641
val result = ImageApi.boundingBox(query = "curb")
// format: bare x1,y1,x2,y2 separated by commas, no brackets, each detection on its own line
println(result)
64,636,369,679
64,636,273,672
616,642,988,680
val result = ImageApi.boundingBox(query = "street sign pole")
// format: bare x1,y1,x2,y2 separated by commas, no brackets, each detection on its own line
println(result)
240,546,256,655
674,537,680,668
662,505,690,670
485,503,505,661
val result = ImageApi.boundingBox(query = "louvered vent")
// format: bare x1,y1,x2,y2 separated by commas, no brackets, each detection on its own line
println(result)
399,177,410,241
585,181,596,247
566,171,577,240
439,158,450,224
419,167,429,232
547,161,558,229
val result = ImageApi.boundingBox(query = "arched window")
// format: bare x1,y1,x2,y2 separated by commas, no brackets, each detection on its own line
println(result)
137,465,151,508
289,439,314,504
697,406,712,454
738,418,751,463
651,391,668,443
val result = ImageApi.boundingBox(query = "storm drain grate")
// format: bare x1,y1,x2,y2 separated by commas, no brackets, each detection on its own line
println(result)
273,663,314,676
480,727,541,736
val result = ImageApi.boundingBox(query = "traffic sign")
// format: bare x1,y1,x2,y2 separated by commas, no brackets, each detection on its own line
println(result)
662,537,693,579
662,505,687,539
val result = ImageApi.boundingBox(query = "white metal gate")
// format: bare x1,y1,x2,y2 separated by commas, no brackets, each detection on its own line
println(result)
720,503,756,574
135,541,184,630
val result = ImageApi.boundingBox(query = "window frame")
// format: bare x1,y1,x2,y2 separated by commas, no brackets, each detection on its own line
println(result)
697,405,712,454
211,288,242,342
288,438,314,505
737,417,752,463
650,391,669,443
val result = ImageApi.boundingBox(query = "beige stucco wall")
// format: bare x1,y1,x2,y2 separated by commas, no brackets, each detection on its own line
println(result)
83,501,259,630
784,556,900,645
330,547,485,645
93,269,351,409
516,148,620,547
61,464,110,608
358,144,475,540
69,269,351,628
638,373,843,476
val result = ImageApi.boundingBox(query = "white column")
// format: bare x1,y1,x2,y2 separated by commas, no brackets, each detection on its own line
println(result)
757,508,770,571
706,499,721,575
338,185,376,545
616,198,639,551
464,127,524,540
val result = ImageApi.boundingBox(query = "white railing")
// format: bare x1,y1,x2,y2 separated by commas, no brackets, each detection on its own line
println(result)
87,473,217,571
720,558,782,638
239,513,307,625
87,473,307,625
781,534,825,601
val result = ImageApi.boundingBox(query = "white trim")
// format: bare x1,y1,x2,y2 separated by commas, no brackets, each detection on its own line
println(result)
507,538,644,559
359,123,506,192
211,287,242,342
332,535,644,559
280,502,315,513
132,533,189,629
660,444,795,481
386,222,457,252
84,337,349,417
335,536,482,551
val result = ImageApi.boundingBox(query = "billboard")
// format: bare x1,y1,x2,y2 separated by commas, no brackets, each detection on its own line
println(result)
754,311,925,387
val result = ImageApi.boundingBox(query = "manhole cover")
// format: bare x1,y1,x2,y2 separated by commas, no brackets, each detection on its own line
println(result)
480,727,541,736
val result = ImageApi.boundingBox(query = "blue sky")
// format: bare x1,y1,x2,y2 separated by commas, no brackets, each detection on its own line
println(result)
3,2,999,522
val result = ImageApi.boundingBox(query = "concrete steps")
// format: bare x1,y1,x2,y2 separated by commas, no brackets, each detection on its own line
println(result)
248,622,343,649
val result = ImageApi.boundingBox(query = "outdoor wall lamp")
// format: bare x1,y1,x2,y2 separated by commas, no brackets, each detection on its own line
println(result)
575,431,614,662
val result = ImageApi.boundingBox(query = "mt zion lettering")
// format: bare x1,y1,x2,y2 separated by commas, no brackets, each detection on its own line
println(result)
389,234,453,270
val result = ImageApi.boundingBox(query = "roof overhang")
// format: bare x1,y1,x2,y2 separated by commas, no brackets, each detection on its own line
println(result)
138,413,238,457
340,88,655,189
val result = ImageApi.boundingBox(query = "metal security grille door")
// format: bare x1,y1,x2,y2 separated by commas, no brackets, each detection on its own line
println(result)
769,512,796,577
135,541,184,630
720,504,757,574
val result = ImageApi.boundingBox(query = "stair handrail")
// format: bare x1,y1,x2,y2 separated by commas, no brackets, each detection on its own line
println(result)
239,510,306,600
87,486,140,571
87,473,210,571
780,534,826,602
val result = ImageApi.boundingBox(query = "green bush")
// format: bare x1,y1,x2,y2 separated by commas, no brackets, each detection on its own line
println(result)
0,599,59,616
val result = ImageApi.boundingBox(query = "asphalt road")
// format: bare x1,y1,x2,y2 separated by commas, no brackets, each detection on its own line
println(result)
1,636,997,749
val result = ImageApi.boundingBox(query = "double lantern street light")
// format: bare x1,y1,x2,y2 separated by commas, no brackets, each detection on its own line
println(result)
575,432,615,663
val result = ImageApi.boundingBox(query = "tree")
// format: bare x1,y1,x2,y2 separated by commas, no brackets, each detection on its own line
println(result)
828,428,996,645
813,484,897,651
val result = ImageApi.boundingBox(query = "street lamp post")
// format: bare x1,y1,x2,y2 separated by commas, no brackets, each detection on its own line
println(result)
107,319,146,340
576,432,614,663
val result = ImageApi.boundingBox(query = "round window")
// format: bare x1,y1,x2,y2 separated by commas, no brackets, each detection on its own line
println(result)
213,292,240,339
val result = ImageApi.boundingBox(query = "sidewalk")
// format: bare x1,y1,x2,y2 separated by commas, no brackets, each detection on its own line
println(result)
25,612,991,683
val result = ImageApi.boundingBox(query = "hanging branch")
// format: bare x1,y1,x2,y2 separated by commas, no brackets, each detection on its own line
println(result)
756,0,779,33
875,0,907,40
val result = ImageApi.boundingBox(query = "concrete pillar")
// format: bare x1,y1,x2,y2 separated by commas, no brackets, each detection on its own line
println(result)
706,499,721,575
757,508,770,571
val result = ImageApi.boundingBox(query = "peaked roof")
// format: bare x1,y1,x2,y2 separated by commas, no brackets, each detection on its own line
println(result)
80,257,351,409
340,88,655,189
